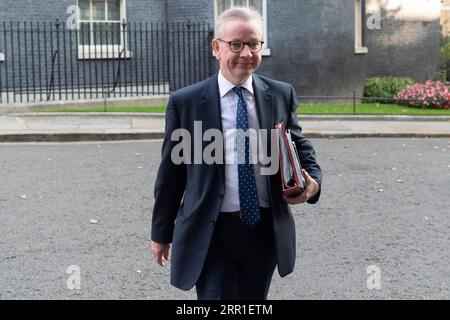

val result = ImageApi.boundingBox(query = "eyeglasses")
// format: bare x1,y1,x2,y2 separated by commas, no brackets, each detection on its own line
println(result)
216,39,264,53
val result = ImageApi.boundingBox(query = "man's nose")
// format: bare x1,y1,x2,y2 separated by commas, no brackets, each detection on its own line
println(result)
240,44,253,57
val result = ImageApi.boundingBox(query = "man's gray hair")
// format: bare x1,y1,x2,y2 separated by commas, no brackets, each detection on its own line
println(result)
214,6,263,39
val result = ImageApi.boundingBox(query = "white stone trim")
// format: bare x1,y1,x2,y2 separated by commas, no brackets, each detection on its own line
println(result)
354,46,368,54
77,46,132,60
354,0,368,54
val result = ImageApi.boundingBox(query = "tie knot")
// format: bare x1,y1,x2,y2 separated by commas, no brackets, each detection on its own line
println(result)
232,86,244,98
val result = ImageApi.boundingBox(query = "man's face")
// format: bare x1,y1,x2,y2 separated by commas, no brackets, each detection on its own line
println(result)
213,19,263,85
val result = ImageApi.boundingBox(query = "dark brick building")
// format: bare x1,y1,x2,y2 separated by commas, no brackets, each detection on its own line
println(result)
0,0,441,103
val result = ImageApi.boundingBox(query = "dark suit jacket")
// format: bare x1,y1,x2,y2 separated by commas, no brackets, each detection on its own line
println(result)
151,73,322,290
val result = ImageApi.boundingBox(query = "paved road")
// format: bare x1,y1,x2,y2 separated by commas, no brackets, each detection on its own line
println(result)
0,138,449,299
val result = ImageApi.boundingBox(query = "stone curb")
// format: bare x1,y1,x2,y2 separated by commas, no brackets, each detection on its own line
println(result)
5,112,450,121
1,131,449,143
1,113,450,142
0,132,165,142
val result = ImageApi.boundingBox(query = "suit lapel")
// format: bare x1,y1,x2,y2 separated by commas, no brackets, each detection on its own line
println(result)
252,74,274,131
201,74,225,190
252,74,277,209
201,73,222,132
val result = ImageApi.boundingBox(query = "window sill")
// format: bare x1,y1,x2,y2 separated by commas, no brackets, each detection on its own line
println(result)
261,48,271,56
77,48,133,60
354,46,368,54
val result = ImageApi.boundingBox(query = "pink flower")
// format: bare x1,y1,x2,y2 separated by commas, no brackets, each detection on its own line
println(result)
395,80,450,109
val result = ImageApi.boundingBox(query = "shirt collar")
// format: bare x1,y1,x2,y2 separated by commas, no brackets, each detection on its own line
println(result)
218,71,254,98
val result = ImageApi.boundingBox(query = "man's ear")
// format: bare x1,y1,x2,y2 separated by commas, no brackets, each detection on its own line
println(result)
212,39,221,60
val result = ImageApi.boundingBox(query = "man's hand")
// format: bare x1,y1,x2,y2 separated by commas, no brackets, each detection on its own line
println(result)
283,169,320,205
150,241,170,267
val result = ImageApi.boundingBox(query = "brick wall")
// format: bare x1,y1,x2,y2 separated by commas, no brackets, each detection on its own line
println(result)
166,0,213,23
0,0,441,100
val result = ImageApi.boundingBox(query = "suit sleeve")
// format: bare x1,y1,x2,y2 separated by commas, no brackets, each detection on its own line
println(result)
151,95,187,244
286,85,322,204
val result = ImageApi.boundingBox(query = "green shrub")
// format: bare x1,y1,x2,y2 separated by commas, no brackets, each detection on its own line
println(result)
363,77,414,103
440,39,450,81
440,40,450,65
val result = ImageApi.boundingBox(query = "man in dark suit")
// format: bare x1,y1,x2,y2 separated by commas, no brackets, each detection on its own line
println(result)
151,7,322,300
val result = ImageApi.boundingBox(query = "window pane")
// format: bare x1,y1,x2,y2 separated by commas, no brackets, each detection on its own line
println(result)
93,22,104,45
249,0,263,14
79,22,91,45
79,0,91,20
106,22,121,45
234,0,247,7
217,0,232,14
92,0,106,20
93,22,120,45
107,0,120,21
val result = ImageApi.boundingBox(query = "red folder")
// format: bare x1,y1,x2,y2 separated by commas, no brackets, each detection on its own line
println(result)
275,122,306,197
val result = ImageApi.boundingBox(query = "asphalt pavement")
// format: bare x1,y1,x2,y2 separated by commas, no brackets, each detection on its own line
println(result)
1,138,449,299
0,109,449,299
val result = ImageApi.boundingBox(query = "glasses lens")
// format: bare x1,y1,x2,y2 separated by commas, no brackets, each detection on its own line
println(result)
230,41,244,52
249,42,262,52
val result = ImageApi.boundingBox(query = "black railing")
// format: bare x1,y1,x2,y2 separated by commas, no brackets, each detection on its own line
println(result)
0,20,213,104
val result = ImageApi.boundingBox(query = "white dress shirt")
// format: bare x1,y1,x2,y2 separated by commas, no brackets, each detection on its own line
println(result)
218,71,270,212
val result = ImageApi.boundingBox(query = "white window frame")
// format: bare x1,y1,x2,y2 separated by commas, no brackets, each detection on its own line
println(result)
214,0,271,56
77,0,132,59
355,0,368,54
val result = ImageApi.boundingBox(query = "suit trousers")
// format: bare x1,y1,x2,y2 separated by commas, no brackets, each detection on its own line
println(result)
195,208,277,300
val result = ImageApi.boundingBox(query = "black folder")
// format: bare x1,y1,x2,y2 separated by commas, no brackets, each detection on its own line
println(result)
275,122,306,197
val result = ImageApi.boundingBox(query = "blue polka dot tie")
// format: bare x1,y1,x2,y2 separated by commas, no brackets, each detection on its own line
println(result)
233,86,261,227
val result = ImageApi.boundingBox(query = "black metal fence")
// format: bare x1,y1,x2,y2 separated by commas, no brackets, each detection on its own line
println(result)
0,20,213,104
297,94,450,114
